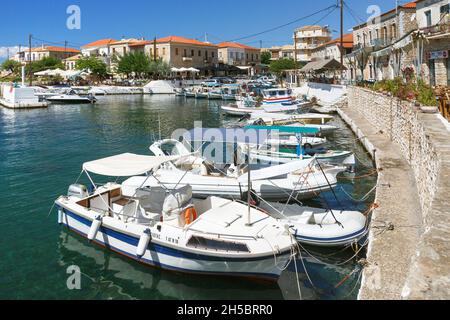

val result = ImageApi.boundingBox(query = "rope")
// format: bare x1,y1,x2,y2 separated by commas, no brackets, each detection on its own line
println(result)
340,185,378,203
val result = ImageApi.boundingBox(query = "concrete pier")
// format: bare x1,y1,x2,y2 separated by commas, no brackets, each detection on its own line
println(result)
337,86,450,300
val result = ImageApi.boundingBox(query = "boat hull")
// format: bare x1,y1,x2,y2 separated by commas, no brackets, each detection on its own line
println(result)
57,205,290,281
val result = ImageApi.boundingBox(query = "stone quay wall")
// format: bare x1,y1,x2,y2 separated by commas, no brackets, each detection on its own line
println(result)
347,86,450,299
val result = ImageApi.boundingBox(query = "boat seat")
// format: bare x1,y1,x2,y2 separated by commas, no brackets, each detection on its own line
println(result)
162,185,193,227
293,211,315,224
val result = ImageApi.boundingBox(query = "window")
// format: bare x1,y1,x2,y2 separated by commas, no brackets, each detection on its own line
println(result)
191,49,194,57
198,50,201,57
441,4,449,18
205,50,208,58
391,24,397,39
187,236,250,253
183,49,187,57
425,10,432,27
175,48,179,55
212,52,214,58
162,48,166,55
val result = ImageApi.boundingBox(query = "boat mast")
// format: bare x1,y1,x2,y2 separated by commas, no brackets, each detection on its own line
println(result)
246,144,251,226
340,0,344,82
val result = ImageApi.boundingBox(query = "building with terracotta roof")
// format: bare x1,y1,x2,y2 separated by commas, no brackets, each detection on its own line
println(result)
217,42,261,66
311,34,354,61
21,46,80,63
63,54,82,70
262,45,295,61
293,25,332,62
81,39,117,58
130,36,219,70
349,1,418,82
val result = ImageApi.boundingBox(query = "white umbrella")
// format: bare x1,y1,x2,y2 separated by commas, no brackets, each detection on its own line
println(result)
171,67,181,72
34,69,54,76
48,68,66,77
187,67,200,73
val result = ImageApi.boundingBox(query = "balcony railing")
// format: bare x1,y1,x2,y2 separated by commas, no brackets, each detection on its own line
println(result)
420,22,450,36
353,37,395,51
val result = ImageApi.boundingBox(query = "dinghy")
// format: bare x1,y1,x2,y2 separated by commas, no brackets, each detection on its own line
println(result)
146,137,345,201
259,202,368,247
55,153,295,281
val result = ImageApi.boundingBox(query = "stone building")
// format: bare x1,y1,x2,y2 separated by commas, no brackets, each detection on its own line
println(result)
217,42,260,66
347,1,418,82
15,46,80,64
130,36,218,70
416,0,450,86
311,33,354,80
261,45,295,61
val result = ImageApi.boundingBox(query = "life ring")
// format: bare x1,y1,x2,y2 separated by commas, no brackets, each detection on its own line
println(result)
184,207,198,225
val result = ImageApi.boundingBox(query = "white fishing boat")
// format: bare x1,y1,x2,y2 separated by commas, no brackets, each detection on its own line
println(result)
259,202,368,247
208,90,223,100
195,88,209,99
261,88,303,113
145,138,344,201
55,153,295,281
247,147,355,166
221,86,239,100
185,89,196,98
220,98,262,116
46,90,97,104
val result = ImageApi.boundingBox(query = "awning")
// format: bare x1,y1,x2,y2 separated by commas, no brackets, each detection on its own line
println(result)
300,59,346,73
83,153,180,177
237,158,314,183
392,33,414,50
371,46,392,58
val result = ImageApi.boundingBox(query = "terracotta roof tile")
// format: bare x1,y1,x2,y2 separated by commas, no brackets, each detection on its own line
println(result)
82,39,117,48
217,42,260,51
156,36,217,47
31,46,80,53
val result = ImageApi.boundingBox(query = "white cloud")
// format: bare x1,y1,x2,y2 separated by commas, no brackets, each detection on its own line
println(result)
0,46,28,60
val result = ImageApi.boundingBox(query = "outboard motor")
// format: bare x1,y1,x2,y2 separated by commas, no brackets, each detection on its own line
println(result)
68,184,89,199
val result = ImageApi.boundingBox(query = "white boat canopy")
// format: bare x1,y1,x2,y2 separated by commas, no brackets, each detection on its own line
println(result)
82,153,180,177
237,158,314,183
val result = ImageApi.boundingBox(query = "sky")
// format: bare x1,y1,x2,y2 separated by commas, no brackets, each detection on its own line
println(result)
0,0,398,61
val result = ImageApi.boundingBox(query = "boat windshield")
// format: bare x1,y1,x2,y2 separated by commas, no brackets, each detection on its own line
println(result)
186,236,250,253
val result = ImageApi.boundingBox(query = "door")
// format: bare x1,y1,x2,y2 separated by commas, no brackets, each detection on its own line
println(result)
429,59,436,86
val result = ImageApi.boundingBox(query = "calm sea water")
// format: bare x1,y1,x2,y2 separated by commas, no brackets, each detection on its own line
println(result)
0,95,376,300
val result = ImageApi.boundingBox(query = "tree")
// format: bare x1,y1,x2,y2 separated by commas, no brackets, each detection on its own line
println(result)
116,52,152,79
269,59,301,86
1,59,22,74
261,51,272,65
26,56,64,74
149,59,170,79
76,56,108,80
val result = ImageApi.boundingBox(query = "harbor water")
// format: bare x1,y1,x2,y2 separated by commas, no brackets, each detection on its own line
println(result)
0,95,377,300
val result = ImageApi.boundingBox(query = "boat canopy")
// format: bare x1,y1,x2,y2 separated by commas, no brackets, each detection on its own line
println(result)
245,125,320,134
237,158,314,183
183,128,273,145
82,153,180,177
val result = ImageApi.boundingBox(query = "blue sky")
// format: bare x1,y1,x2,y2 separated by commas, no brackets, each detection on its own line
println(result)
0,0,396,59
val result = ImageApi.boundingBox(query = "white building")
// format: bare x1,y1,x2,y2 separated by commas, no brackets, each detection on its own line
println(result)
293,25,332,62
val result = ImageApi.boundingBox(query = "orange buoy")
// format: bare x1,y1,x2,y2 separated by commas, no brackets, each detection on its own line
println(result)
184,207,198,225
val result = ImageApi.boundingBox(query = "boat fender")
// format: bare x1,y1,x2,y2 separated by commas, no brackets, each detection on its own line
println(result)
58,208,64,224
88,215,103,241
136,228,152,258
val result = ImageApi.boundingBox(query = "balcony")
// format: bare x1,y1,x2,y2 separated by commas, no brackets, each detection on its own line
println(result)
420,22,450,38
353,37,395,51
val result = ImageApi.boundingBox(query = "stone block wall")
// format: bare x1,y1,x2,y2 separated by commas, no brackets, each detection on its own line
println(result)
348,86,450,299
348,86,440,217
